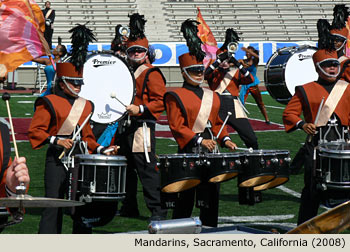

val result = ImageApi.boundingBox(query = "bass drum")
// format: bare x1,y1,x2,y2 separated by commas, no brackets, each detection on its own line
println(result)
79,52,136,124
264,45,318,104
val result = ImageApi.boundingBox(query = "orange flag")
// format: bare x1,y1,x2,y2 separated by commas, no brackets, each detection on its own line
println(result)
346,17,350,57
196,7,218,68
0,0,50,77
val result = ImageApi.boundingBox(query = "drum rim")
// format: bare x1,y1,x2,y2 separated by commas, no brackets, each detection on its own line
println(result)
157,153,200,159
75,154,128,161
318,142,350,155
79,52,136,124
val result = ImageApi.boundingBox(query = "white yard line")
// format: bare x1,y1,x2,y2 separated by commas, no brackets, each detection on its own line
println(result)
245,102,285,110
218,214,294,223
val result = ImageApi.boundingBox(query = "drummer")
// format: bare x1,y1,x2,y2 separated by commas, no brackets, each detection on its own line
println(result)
283,47,350,225
0,122,30,198
204,28,260,205
330,4,350,82
28,24,118,234
112,13,167,221
164,19,237,228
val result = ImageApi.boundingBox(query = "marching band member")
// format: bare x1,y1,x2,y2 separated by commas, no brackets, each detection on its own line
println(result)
204,28,260,205
330,4,350,82
164,19,236,227
283,46,350,225
28,24,118,234
113,13,167,221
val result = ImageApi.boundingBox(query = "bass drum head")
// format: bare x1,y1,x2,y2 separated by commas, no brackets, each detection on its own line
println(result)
284,46,318,96
80,53,135,124
265,46,318,104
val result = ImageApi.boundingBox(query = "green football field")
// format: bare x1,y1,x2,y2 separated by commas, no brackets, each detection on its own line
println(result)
0,93,344,234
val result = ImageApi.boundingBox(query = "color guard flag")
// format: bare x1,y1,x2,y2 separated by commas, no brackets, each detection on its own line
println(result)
0,0,50,77
346,16,350,57
196,7,218,68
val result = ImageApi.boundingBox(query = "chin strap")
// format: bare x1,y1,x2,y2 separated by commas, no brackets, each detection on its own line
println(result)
183,69,204,85
62,78,79,97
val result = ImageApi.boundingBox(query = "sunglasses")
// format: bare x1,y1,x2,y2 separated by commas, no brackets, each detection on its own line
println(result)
320,60,340,68
127,47,147,54
186,66,205,74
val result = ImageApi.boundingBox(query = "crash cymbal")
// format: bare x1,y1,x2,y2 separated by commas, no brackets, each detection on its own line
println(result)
287,200,350,234
0,195,85,208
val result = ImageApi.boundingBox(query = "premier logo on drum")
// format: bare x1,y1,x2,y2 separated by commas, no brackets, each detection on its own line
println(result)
92,59,116,67
97,112,112,119
298,54,312,61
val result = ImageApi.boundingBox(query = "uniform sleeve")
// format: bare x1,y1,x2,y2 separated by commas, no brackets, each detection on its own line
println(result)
28,99,53,149
234,70,254,85
144,70,166,119
283,88,304,133
81,122,100,153
165,94,197,150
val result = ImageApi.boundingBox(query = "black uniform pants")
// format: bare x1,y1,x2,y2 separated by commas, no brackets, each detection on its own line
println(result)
172,182,220,227
116,121,167,218
219,96,258,149
297,142,321,225
44,25,53,49
39,146,69,234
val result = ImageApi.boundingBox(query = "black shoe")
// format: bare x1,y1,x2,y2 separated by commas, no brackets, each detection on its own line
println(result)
265,121,271,125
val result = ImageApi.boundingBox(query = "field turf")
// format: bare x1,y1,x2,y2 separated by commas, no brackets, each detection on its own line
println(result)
0,93,344,234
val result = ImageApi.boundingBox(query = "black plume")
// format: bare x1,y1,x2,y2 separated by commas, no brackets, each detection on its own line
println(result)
128,13,147,41
58,36,62,45
68,23,96,72
317,19,335,50
332,4,350,30
222,28,240,50
181,19,206,62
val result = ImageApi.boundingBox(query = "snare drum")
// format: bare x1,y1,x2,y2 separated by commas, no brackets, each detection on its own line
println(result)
203,153,240,183
79,52,136,124
264,45,318,104
238,150,277,187
157,153,202,193
318,142,350,190
254,150,291,191
74,154,127,201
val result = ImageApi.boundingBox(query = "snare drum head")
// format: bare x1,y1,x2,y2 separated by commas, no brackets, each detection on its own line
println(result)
80,53,135,124
284,47,318,96
319,142,350,156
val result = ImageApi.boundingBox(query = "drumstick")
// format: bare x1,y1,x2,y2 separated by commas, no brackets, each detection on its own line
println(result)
58,112,92,159
110,92,127,107
2,93,19,159
307,97,325,143
235,147,253,153
2,93,26,192
216,112,232,139
103,146,120,154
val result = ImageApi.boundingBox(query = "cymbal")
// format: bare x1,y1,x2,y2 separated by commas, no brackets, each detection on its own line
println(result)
0,195,85,208
287,200,350,234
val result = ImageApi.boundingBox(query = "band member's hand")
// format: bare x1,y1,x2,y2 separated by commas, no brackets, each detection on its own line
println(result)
103,145,120,156
302,123,316,135
57,139,74,149
225,140,237,151
126,104,140,115
201,139,217,152
6,157,30,193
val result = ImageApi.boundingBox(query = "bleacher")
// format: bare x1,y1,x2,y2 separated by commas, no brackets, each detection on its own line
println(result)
164,0,349,42
36,0,136,44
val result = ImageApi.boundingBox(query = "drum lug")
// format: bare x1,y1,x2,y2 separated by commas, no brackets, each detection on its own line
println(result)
260,158,265,165
243,158,249,165
271,158,279,164
183,160,187,168
222,159,226,167
284,157,291,163
90,182,96,193
235,159,241,166
165,160,170,168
